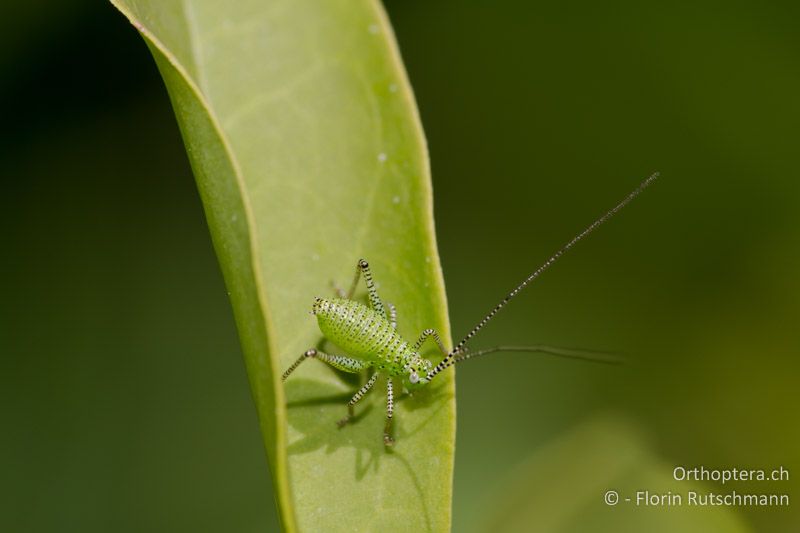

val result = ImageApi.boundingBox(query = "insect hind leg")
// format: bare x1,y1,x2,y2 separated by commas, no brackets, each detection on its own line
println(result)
331,281,347,299
282,348,370,381
342,259,386,318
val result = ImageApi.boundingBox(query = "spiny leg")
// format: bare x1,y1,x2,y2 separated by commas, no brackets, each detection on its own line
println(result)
282,348,369,381
338,372,379,427
344,259,386,317
282,349,316,381
412,328,448,356
384,377,395,446
386,302,397,329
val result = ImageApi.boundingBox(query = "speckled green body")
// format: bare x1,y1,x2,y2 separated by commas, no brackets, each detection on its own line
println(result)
313,297,429,380
285,175,657,447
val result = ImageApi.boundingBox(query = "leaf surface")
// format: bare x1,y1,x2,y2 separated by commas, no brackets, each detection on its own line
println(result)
108,1,455,531
480,416,751,533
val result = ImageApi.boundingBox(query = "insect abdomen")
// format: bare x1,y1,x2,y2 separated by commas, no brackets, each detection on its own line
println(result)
313,297,411,369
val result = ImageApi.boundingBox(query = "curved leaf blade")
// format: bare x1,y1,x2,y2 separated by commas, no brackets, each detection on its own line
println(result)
109,1,455,531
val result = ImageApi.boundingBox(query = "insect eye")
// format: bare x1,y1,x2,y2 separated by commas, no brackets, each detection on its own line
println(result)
409,371,419,384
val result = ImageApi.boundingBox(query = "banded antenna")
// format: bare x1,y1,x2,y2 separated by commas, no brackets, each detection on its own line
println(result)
426,172,659,380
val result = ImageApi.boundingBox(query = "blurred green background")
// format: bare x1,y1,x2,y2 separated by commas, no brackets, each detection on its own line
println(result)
2,1,798,532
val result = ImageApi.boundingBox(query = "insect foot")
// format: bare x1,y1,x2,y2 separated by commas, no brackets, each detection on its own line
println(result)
281,348,317,381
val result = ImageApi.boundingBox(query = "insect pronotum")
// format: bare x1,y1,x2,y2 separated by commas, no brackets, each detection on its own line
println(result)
282,172,659,446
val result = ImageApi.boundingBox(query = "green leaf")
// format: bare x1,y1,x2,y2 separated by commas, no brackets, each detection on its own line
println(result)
479,416,751,533
108,1,454,531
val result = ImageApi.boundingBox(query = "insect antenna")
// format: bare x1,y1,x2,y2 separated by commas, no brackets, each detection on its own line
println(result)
452,345,623,365
426,172,658,380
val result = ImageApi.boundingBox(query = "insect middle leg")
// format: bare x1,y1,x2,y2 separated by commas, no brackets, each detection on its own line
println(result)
337,372,379,427
384,377,395,446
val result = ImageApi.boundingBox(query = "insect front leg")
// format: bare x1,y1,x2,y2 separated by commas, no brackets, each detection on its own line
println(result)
386,302,397,329
343,259,386,318
337,372,379,427
412,328,448,356
282,348,370,381
384,377,395,446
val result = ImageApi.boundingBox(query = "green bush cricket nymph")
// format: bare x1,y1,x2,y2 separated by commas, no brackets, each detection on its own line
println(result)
283,173,658,446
